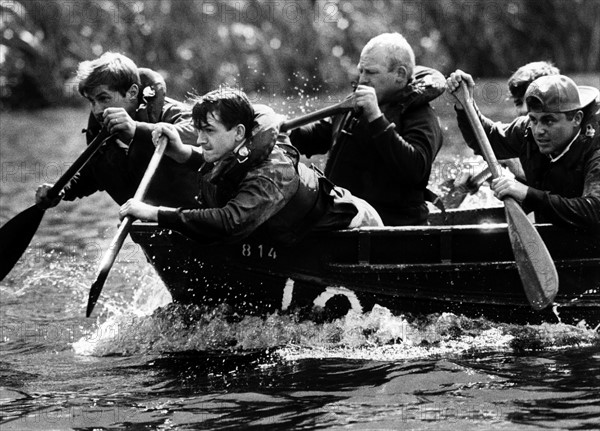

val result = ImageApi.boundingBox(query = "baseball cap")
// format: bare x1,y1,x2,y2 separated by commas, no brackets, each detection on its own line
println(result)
525,75,599,113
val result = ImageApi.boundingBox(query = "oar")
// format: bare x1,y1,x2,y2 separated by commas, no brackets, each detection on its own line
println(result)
86,136,167,317
0,128,115,281
440,166,492,209
455,82,558,310
279,97,356,132
85,99,355,316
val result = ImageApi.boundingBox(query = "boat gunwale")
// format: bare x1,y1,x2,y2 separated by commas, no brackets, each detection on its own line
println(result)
130,221,556,236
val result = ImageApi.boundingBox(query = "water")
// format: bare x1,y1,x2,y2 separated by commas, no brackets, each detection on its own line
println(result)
1,108,600,430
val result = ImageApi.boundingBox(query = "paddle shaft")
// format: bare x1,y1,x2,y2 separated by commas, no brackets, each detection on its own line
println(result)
466,166,492,191
279,98,355,132
441,166,493,209
455,81,558,310
86,137,167,317
46,127,114,200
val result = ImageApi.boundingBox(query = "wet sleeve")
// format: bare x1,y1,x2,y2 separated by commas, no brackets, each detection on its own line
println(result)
156,173,294,243
62,166,102,201
132,101,198,150
455,106,528,160
160,103,198,147
400,66,446,110
523,144,600,231
362,105,443,184
289,118,335,158
62,124,104,201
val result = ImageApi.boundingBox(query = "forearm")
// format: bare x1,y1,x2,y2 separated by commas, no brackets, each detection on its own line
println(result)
157,178,288,243
289,119,334,157
62,167,101,201
455,105,526,160
523,188,600,230
365,110,441,184
133,104,198,154
161,103,198,146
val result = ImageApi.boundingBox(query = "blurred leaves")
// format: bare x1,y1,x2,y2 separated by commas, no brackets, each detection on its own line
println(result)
1,0,598,109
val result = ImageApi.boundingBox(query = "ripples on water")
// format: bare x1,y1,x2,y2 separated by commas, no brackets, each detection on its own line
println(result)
1,251,599,430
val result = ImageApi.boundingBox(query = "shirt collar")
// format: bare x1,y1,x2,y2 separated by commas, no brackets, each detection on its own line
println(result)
548,129,580,163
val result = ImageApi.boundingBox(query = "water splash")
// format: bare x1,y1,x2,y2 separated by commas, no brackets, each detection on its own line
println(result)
72,303,600,360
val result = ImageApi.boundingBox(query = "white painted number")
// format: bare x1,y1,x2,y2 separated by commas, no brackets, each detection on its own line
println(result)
241,244,277,259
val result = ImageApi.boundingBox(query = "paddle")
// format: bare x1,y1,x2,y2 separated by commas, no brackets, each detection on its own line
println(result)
279,97,356,132
0,128,115,282
455,82,558,310
440,166,492,209
86,136,167,317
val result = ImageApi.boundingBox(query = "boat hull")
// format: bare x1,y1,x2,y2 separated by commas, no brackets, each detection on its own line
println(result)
129,208,600,325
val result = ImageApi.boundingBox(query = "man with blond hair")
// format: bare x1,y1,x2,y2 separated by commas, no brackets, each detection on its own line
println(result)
290,32,444,225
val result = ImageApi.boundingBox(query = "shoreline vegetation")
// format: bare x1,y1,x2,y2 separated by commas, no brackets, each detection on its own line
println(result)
1,0,598,109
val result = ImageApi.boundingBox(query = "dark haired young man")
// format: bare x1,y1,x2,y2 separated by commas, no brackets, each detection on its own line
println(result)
119,88,382,245
507,61,560,116
447,71,600,231
450,61,561,193
36,52,198,209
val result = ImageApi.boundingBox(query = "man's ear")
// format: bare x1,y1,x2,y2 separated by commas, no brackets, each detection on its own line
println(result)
127,84,139,102
573,110,584,127
234,124,246,142
395,66,409,86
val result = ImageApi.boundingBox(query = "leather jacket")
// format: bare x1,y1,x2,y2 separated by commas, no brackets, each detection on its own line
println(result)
157,105,357,245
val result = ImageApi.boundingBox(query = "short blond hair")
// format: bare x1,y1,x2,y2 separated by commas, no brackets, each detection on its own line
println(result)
363,33,415,78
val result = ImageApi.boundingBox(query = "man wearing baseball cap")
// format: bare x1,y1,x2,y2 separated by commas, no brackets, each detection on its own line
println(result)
447,70,600,231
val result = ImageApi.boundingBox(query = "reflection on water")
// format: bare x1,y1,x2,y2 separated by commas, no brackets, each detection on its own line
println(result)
1,108,599,430
3,342,599,430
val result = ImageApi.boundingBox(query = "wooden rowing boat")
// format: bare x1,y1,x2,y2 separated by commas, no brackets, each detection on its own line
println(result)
129,207,600,325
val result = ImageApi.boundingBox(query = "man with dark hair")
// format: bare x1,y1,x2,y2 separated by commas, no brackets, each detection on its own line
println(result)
450,61,560,194
119,88,382,245
35,52,198,209
289,32,445,226
447,71,600,231
507,61,560,116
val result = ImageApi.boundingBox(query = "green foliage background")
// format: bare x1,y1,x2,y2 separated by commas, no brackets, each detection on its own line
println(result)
1,0,599,108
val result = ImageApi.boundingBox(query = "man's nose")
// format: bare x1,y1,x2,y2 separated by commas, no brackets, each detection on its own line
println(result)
358,74,368,85
533,123,546,136
92,102,103,117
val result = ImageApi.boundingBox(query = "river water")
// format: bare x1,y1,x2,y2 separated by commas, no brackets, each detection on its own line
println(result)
1,108,599,430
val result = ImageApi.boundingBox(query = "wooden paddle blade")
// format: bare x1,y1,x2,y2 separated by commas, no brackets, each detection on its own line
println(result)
456,81,559,310
440,180,471,209
87,270,110,317
86,137,167,317
440,167,493,209
0,205,45,281
86,217,133,317
504,198,559,310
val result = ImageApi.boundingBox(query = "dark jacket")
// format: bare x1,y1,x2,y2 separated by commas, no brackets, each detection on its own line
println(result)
290,66,445,225
157,106,358,246
63,93,199,207
456,108,600,231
